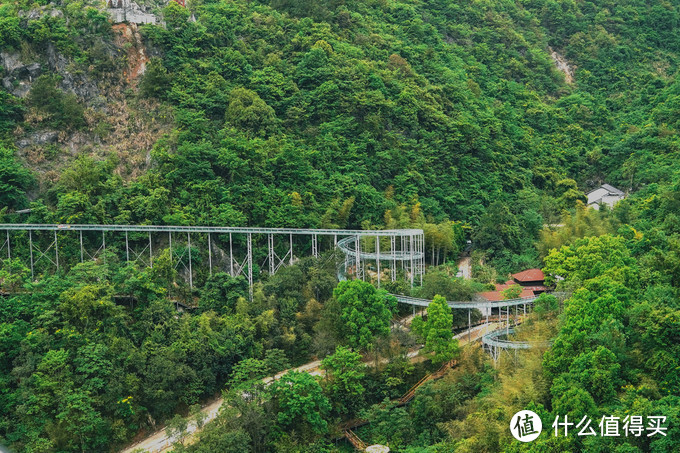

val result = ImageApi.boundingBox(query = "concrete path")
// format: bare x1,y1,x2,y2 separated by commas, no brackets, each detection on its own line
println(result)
120,321,497,452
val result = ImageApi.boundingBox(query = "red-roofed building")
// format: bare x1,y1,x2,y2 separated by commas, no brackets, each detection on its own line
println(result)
511,269,545,284
511,268,548,294
477,288,535,302
474,268,549,303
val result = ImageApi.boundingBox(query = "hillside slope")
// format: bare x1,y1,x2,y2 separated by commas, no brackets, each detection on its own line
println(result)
1,0,680,451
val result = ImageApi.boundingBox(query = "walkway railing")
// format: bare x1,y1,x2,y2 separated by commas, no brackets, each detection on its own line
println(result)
0,223,426,297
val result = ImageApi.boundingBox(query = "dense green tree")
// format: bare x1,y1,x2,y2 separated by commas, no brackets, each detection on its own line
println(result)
333,280,397,350
0,147,33,210
225,87,278,136
320,345,366,417
271,371,331,438
411,295,460,365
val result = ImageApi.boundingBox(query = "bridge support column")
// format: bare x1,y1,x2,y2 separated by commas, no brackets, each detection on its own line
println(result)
290,233,293,265
149,232,153,268
125,231,130,263
187,232,192,289
376,235,380,288
247,233,253,300
229,232,234,277
391,236,396,282
312,234,318,258
409,234,414,288
355,234,361,281
5,230,10,260
79,230,84,263
54,231,59,272
268,233,275,275
208,233,212,276
29,230,34,279
506,305,509,336
420,233,424,285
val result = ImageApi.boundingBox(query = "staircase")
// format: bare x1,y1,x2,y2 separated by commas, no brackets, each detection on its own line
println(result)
344,429,367,451
398,360,454,405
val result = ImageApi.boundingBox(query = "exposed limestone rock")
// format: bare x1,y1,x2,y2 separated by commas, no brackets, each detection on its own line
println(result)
2,62,42,98
46,43,101,102
19,6,64,21
549,47,575,84
16,131,59,149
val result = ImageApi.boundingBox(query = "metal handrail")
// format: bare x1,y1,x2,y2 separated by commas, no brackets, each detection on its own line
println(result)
0,223,423,236
481,328,551,350
392,294,539,309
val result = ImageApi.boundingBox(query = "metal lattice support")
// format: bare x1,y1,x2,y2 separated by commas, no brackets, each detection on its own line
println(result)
354,234,362,280
376,235,380,288
187,232,192,289
247,233,253,300
229,232,234,277
2,230,10,260
409,234,414,288
482,327,551,363
268,233,275,275
2,224,425,296
125,231,152,268
208,233,212,276
391,236,396,282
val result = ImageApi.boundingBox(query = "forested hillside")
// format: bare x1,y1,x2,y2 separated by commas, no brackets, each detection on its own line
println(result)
1,0,680,451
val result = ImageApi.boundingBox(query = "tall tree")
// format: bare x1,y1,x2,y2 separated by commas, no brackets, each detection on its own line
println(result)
411,295,460,365
271,371,331,439
320,345,366,417
333,280,397,350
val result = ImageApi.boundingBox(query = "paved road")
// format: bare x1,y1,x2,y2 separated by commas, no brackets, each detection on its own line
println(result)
120,359,325,453
120,321,496,453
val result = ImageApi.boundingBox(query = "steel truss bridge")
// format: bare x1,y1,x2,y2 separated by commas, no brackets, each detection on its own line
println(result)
395,294,547,358
0,224,425,299
0,223,551,356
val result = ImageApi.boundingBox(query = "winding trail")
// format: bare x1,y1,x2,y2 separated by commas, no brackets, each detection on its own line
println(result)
119,319,499,453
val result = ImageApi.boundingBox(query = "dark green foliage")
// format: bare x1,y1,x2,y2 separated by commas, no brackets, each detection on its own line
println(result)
27,75,85,131
333,279,397,350
139,58,171,100
1,0,680,451
199,273,248,315
0,147,33,210
411,295,459,365
270,371,331,438
320,345,366,417
0,91,23,137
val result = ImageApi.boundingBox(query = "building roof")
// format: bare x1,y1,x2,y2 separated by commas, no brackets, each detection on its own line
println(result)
586,184,625,203
511,268,545,282
477,288,535,302
601,184,624,195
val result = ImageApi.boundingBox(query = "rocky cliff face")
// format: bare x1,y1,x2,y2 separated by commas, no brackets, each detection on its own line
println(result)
6,2,172,183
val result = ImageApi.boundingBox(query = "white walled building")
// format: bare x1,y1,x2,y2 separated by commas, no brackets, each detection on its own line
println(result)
586,184,626,210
